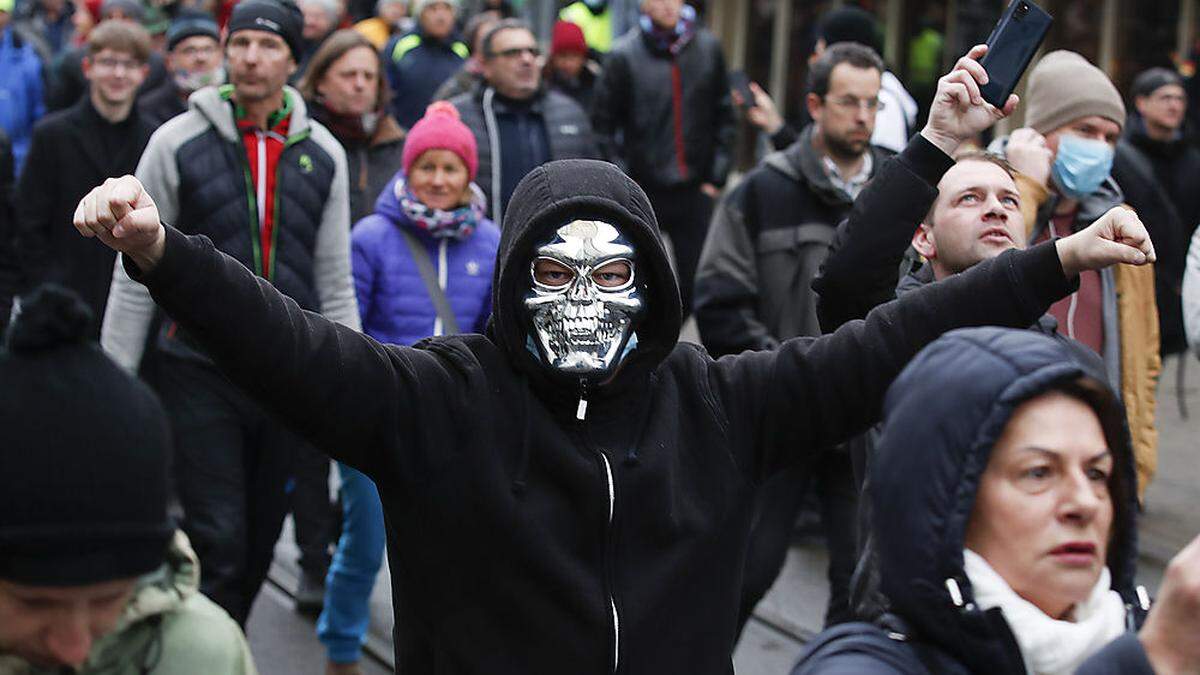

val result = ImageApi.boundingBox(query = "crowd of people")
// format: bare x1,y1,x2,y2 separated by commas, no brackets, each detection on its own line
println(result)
2,0,1200,673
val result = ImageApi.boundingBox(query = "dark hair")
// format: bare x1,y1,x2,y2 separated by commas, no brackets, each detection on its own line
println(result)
480,18,533,59
818,6,882,54
806,42,884,99
464,9,502,54
87,19,152,63
296,29,390,110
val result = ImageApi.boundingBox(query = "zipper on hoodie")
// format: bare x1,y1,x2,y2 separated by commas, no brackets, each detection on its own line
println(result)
576,379,620,673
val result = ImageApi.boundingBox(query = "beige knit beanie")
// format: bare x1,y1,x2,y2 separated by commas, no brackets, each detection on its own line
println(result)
1024,50,1126,134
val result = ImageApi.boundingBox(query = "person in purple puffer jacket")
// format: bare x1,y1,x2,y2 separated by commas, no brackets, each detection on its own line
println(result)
318,101,499,675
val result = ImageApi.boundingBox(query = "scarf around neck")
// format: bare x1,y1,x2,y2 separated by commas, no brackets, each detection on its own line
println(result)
638,3,696,55
963,549,1126,675
395,178,486,241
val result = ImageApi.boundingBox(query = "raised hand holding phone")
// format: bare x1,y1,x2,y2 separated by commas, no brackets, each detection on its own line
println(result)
919,44,1019,158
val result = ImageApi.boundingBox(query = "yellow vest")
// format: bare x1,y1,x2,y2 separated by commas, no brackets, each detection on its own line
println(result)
560,2,612,53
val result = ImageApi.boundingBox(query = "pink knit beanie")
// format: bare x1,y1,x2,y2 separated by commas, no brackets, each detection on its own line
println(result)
402,102,479,181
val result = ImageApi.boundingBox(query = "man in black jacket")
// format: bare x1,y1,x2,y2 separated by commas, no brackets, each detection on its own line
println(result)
74,150,1150,672
14,19,152,336
693,41,892,631
591,0,734,315
449,19,598,227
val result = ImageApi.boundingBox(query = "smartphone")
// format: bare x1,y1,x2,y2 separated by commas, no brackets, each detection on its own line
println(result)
979,0,1053,108
729,70,755,107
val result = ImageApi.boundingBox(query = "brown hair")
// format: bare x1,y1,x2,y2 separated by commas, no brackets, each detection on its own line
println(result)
953,149,1017,180
87,19,152,63
296,29,390,108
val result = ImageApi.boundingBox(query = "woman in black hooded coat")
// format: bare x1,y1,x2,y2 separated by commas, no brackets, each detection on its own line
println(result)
793,326,1199,675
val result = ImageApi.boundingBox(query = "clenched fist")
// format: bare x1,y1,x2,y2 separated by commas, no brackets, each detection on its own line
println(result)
73,175,165,272
1055,206,1156,276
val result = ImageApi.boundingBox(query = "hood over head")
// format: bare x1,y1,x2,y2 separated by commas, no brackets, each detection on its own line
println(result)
488,159,681,397
868,327,1139,670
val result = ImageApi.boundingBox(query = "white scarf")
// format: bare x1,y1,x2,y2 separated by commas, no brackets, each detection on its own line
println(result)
963,549,1126,675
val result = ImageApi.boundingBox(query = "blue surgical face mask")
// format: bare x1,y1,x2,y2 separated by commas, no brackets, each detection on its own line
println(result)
1050,134,1114,201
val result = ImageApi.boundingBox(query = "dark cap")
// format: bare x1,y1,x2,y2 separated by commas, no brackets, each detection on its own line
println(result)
167,9,219,50
1131,67,1184,99
227,0,304,61
0,286,174,586
818,6,881,55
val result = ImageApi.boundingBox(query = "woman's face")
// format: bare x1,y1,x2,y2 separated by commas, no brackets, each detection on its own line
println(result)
965,391,1114,619
316,46,380,117
408,149,471,211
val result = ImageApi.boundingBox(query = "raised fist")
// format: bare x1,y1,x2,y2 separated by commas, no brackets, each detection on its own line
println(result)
73,175,165,272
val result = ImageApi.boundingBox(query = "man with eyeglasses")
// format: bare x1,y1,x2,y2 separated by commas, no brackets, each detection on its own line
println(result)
12,19,153,335
693,41,892,633
99,0,360,627
448,18,598,226
138,10,224,128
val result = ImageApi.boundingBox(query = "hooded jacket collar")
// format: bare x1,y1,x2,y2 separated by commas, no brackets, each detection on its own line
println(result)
864,327,1141,673
486,159,681,413
190,84,312,145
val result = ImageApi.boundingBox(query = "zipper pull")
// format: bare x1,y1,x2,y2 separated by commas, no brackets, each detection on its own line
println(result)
576,380,589,421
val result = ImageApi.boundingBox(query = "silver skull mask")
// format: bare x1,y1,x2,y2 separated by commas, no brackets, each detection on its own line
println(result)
523,220,644,379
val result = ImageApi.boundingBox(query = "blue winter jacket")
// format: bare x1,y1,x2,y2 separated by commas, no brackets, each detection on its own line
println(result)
0,27,45,173
351,174,500,345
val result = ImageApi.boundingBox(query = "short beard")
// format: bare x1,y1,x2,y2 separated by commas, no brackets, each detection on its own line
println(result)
824,132,869,161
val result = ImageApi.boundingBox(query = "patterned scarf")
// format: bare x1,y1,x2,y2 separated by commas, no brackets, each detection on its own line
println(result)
638,3,697,55
396,178,486,241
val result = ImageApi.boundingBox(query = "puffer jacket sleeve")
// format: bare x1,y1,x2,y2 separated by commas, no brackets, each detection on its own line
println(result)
709,240,1075,480
309,124,362,332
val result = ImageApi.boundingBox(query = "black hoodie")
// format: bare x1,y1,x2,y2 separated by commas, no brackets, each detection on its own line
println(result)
792,327,1152,675
128,159,1075,673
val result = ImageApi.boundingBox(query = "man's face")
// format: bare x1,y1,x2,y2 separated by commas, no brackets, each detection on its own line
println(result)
83,47,149,107
482,27,540,100
550,51,585,80
809,63,881,160
1135,83,1186,135
226,29,296,104
965,391,1114,620
0,578,137,669
316,44,379,116
168,34,221,75
1045,115,1121,158
640,0,682,30
300,0,334,41
419,1,454,40
914,159,1025,279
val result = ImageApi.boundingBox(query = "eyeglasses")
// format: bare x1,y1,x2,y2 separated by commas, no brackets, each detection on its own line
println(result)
827,96,885,113
90,56,142,72
493,45,540,59
177,43,219,58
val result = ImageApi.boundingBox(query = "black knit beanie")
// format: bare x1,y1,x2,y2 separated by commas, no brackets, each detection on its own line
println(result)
819,6,882,55
0,286,174,586
1131,67,1184,100
167,9,220,52
227,0,304,62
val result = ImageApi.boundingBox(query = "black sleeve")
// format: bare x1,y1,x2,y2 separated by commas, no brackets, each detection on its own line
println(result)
590,48,628,168
126,225,466,491
769,124,798,151
0,131,15,331
711,240,1075,480
13,123,57,290
813,135,955,333
707,45,735,187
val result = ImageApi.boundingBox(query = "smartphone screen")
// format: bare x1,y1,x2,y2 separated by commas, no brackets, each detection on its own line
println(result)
729,71,755,107
979,0,1053,108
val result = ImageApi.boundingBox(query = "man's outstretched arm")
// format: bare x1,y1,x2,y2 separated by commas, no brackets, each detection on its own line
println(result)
713,208,1155,480
74,177,456,487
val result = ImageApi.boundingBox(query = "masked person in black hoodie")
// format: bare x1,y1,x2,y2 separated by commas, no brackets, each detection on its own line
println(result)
72,156,1152,673
792,326,1200,675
